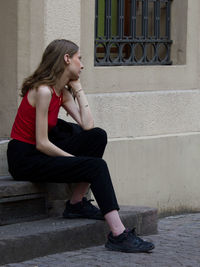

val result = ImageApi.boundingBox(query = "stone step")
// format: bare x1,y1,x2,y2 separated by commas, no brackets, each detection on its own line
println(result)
0,176,47,225
0,140,9,176
0,206,157,266
0,141,86,219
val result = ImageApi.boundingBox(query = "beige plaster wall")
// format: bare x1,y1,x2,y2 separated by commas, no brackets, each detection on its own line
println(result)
59,89,200,139
87,89,200,138
103,133,200,215
79,0,200,213
80,0,200,93
17,0,45,102
0,1,18,138
43,0,81,46
171,0,188,65
76,0,200,140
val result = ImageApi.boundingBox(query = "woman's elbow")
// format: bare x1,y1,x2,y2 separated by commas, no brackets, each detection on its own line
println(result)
36,142,43,152
36,140,48,152
82,119,94,130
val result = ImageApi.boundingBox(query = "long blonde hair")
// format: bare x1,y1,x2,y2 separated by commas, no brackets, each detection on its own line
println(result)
21,39,79,97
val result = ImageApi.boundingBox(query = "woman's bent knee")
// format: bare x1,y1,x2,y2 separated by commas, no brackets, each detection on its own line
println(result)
92,158,107,169
89,127,107,145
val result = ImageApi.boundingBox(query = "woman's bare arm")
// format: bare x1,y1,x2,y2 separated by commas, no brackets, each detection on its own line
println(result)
35,86,74,157
62,80,94,130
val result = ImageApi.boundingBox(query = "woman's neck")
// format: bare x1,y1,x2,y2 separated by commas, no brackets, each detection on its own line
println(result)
54,69,70,93
54,83,64,96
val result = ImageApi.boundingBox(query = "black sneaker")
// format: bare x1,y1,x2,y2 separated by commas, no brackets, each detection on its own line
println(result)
63,197,104,220
105,228,155,253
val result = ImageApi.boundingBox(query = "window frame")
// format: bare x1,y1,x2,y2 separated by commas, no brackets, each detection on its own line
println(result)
94,0,173,66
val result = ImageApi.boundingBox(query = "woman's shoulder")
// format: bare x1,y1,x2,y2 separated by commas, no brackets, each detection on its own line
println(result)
33,85,53,108
36,85,53,96
27,85,53,108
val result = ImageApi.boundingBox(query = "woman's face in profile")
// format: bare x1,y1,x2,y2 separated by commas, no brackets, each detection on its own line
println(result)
68,50,84,80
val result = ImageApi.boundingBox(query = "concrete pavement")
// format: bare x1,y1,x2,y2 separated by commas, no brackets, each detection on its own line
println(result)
2,213,200,267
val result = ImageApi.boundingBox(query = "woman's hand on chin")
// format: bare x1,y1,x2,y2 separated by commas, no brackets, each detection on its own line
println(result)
68,79,82,92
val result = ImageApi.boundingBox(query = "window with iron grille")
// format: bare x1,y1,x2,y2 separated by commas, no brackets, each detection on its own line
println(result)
95,0,173,66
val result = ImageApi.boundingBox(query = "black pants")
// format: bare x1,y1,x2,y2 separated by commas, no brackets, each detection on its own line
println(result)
7,119,119,215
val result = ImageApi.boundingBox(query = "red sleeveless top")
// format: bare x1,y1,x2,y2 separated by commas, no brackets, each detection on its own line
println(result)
11,88,63,145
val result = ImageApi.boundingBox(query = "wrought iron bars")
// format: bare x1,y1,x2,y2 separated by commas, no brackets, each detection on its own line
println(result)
95,0,172,66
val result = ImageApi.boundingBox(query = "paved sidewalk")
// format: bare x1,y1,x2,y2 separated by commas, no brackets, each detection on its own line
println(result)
2,213,200,267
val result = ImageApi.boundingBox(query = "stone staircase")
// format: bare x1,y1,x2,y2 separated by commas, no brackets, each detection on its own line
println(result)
0,140,48,226
0,176,47,226
0,140,158,266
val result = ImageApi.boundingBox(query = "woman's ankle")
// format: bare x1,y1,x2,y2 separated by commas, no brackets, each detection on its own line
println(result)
70,198,83,205
112,226,126,236
104,210,126,236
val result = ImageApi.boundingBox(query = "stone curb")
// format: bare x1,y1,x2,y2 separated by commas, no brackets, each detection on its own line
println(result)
0,177,48,226
0,206,157,266
0,141,9,177
0,177,45,198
